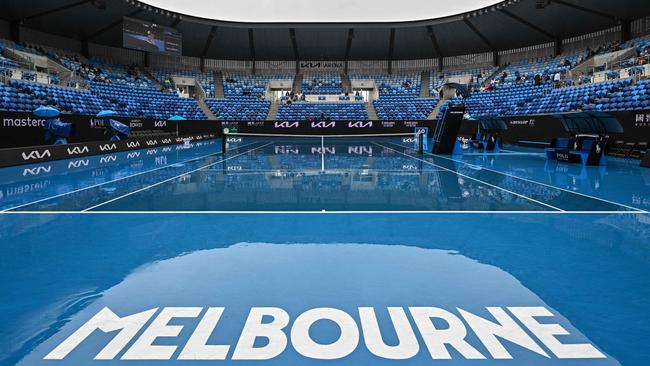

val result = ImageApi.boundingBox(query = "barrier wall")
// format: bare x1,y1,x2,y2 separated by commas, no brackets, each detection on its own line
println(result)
0,133,218,168
499,109,650,145
0,111,220,148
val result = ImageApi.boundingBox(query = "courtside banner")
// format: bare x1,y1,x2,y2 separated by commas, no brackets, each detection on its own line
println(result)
0,133,217,168
0,111,219,149
500,109,650,145
221,120,433,136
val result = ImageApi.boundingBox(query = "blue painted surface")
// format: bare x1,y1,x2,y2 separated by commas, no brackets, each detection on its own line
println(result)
0,139,649,365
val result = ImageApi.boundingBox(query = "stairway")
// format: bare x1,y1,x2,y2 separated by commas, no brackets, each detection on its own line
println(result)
364,102,378,120
267,102,279,120
341,73,352,94
197,99,217,120
427,98,447,120
214,70,225,98
482,65,506,87
420,70,430,97
140,68,166,90
292,73,303,93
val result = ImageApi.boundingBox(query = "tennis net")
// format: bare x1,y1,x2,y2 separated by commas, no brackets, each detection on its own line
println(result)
221,132,425,155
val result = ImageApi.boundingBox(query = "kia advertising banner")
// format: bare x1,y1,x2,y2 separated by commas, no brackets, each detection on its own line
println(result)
0,133,217,168
221,120,433,136
0,111,219,149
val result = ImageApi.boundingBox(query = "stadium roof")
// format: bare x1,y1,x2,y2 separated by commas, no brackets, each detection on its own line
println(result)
2,0,650,61
137,0,504,23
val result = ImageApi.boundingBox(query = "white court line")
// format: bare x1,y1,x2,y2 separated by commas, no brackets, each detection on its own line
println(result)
0,210,646,214
215,169,448,174
2,140,248,212
423,148,645,212
499,148,545,154
321,135,325,172
81,142,273,212
460,152,544,156
375,143,564,212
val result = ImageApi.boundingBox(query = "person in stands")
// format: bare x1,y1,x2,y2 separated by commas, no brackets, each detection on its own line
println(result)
553,71,562,88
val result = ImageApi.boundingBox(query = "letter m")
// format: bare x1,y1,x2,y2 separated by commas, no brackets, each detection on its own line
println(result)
44,307,157,360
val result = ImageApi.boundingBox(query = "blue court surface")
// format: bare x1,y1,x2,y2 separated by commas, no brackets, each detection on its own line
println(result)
1,137,649,366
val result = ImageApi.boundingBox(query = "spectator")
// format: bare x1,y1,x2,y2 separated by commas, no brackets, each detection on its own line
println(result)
553,72,562,88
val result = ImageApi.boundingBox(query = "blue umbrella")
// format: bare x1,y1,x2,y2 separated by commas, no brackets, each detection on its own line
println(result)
168,115,186,121
33,106,60,118
108,119,130,136
96,110,118,118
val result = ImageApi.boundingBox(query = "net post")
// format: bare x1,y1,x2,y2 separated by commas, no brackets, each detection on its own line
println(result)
222,133,227,155
418,133,424,154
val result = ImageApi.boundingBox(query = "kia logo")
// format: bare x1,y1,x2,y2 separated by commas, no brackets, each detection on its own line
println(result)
66,146,89,155
348,121,372,128
22,165,51,176
275,121,299,128
154,121,167,127
126,141,140,148
311,121,335,128
99,144,117,152
146,140,158,146
127,152,141,159
68,159,89,168
275,146,299,154
21,149,51,161
100,155,117,164
349,146,372,155
146,149,158,155
162,139,172,144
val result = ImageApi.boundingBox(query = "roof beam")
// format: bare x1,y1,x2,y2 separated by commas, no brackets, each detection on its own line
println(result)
289,28,299,61
23,0,91,21
463,19,495,51
425,25,443,58
201,26,218,58
550,0,618,21
248,28,256,73
500,9,557,40
169,19,181,28
344,28,355,62
387,28,396,73
86,9,142,41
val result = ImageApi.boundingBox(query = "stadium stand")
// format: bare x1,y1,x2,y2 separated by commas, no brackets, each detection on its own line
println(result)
302,73,342,94
223,73,272,98
151,68,215,97
374,96,439,120
276,102,368,120
206,97,270,121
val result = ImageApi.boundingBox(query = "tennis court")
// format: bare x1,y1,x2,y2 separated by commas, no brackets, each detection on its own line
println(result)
1,136,649,366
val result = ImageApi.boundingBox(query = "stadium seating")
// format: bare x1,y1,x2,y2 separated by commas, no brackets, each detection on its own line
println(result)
584,79,649,111
302,73,342,94
90,82,206,119
152,69,215,97
516,79,631,114
223,74,272,98
374,96,439,120
276,102,367,120
0,82,39,112
375,73,421,97
205,97,270,120
11,80,112,115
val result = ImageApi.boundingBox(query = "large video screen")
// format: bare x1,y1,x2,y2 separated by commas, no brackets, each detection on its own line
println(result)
122,17,182,56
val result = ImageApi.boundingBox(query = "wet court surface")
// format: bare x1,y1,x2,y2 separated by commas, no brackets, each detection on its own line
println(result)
1,138,649,365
